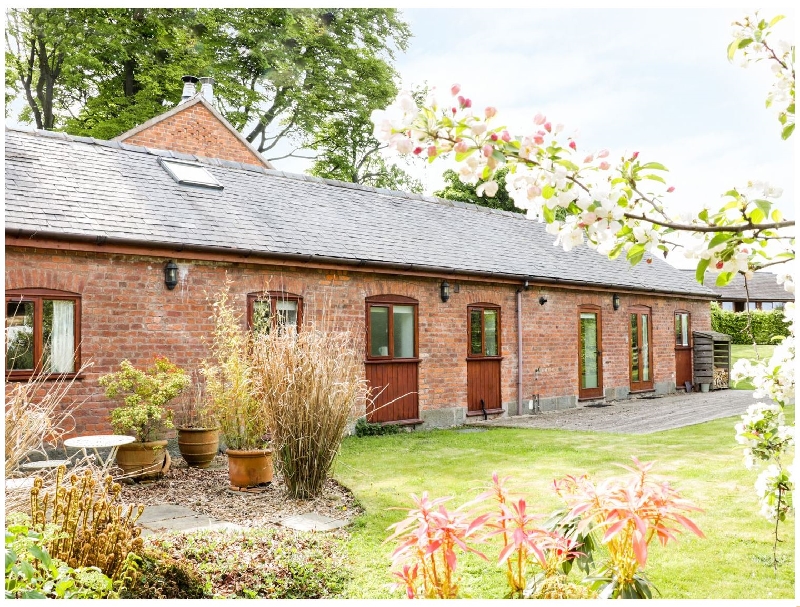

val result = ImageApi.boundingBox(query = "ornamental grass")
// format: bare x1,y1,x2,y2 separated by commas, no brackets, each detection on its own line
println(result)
251,318,367,499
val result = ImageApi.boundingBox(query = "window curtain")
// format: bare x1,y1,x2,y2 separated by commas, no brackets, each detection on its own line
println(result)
50,300,75,372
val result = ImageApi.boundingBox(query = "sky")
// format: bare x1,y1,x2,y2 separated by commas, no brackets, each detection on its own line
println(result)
5,6,795,269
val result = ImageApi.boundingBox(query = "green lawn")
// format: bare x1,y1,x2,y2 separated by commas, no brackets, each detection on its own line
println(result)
730,344,776,390
333,412,795,599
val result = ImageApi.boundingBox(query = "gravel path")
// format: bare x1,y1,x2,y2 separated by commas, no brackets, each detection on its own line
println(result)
467,389,757,434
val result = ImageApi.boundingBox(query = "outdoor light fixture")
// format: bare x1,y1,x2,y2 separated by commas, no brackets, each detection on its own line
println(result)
164,260,179,290
538,296,548,305
440,280,451,303
612,293,620,311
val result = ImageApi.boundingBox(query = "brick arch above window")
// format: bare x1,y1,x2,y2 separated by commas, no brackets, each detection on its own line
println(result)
5,268,87,294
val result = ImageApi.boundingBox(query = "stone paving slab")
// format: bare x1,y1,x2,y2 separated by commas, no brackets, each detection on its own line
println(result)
137,504,242,536
280,512,347,532
466,389,759,434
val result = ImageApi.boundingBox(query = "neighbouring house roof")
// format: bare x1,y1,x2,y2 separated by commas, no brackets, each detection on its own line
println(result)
113,95,274,170
681,270,793,302
5,127,716,298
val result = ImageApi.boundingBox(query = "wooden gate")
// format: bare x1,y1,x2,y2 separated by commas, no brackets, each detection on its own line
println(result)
365,295,420,424
466,304,502,416
674,311,692,389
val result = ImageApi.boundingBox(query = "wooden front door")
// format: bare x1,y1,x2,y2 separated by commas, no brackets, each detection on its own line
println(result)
578,305,603,399
365,296,420,423
466,304,502,415
674,311,692,389
629,306,654,392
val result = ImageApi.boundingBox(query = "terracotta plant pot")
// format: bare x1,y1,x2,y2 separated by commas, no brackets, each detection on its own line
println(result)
226,448,273,488
115,440,168,478
177,427,220,468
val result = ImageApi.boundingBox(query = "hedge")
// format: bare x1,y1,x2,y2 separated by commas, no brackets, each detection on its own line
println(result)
710,303,791,344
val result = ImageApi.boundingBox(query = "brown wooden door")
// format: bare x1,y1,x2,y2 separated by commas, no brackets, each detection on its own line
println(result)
578,305,603,399
630,306,654,391
466,304,502,415
674,311,692,389
365,296,420,423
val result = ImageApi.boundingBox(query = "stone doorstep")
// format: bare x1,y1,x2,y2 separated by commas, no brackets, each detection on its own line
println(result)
280,512,348,532
137,504,241,536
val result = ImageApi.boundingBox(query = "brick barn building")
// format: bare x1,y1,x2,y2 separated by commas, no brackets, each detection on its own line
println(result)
4,88,716,435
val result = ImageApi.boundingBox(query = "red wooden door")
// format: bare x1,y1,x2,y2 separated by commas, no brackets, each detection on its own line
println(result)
365,296,420,424
578,305,604,400
466,304,502,415
674,311,692,389
630,306,654,392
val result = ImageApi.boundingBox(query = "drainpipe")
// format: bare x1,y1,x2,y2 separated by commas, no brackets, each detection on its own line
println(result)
516,281,528,416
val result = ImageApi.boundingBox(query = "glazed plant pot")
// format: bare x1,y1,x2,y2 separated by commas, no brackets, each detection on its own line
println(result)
177,427,220,468
115,440,169,478
226,448,273,488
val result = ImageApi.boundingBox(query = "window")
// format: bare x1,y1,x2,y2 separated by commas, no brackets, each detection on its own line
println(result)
721,301,735,311
158,157,223,189
761,302,774,311
747,301,758,311
774,302,785,310
366,296,418,359
247,292,302,335
468,304,501,357
5,289,81,378
674,311,690,346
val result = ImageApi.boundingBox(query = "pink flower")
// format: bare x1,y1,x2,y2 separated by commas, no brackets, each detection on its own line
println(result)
527,184,542,198
454,140,469,154
667,186,675,193
568,140,577,150
463,98,472,109
584,154,594,163
632,151,639,160
534,113,546,125
412,146,423,155
452,107,457,115
457,95,466,107
533,134,545,145
501,130,511,142
544,122,552,133
451,83,461,96
490,133,498,141
482,144,494,158
597,149,610,159
427,145,437,158
599,161,610,170
485,106,497,119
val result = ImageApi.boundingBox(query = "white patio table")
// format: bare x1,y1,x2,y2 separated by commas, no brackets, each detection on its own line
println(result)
63,435,135,475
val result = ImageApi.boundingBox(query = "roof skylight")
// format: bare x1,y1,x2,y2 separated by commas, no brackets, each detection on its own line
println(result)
159,157,223,189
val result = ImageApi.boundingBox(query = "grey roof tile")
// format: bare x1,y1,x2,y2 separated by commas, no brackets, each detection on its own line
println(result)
4,127,715,297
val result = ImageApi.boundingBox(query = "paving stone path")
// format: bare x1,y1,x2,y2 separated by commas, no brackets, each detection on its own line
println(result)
466,389,758,434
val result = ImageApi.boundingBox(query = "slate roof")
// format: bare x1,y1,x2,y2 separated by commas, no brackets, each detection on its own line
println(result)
5,127,715,297
682,270,793,301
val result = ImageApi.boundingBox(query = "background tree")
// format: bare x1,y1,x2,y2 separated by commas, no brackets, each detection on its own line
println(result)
433,167,525,213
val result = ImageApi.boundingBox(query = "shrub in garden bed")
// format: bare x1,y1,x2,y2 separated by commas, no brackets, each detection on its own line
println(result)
124,528,349,599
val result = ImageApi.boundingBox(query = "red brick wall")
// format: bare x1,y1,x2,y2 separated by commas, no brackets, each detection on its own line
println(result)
120,103,265,167
5,246,711,436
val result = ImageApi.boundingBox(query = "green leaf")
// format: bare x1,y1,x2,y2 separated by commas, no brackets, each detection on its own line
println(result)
542,205,555,223
642,174,666,184
639,161,668,172
698,209,709,222
727,39,740,61
696,258,710,284
781,123,794,140
555,159,580,172
748,207,765,224
542,185,555,200
715,271,734,287
738,37,753,50
769,15,785,27
708,232,733,249
608,241,625,260
491,149,506,163
627,243,645,266
454,147,476,162
28,544,50,569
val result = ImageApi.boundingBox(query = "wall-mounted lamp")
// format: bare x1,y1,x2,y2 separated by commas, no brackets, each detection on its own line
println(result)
440,280,451,303
612,293,620,311
164,260,179,290
538,296,548,305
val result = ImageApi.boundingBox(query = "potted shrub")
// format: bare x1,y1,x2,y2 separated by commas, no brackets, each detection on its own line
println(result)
99,357,189,478
202,286,272,488
173,379,220,469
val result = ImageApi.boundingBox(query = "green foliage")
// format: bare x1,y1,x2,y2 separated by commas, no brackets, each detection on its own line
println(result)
99,357,189,442
5,519,115,599
125,528,349,599
711,303,790,344
434,167,527,214
354,417,401,437
202,285,268,451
